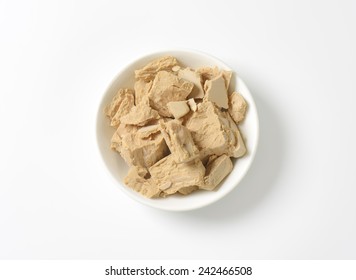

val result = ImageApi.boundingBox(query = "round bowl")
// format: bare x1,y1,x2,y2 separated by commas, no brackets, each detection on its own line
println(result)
96,49,259,211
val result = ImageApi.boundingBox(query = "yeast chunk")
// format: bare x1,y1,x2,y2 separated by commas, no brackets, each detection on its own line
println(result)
159,120,199,163
203,155,233,191
148,71,193,117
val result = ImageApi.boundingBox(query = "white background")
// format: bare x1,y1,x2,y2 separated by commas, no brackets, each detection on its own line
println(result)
0,0,355,259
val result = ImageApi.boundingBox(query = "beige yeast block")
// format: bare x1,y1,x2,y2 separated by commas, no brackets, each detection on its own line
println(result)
202,154,233,191
167,101,190,119
159,120,199,163
124,166,161,198
149,155,205,195
148,71,193,117
135,56,179,82
228,92,247,124
204,73,229,109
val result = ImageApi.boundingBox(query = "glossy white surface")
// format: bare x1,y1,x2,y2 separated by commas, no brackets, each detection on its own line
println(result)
96,50,259,211
0,0,356,259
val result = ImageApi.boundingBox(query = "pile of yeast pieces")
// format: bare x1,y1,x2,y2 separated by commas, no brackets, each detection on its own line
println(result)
105,56,247,198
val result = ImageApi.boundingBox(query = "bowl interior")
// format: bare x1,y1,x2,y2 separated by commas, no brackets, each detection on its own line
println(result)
96,50,259,211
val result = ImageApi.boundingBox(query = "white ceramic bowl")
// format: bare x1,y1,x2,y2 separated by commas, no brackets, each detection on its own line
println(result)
96,50,259,211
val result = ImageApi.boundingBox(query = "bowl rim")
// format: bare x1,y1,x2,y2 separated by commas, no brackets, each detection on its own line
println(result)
96,48,260,211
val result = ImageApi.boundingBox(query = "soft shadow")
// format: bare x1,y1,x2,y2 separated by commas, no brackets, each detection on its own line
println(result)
176,74,287,221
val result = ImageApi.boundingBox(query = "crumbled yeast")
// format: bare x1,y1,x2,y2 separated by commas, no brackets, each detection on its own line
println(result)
105,56,248,198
